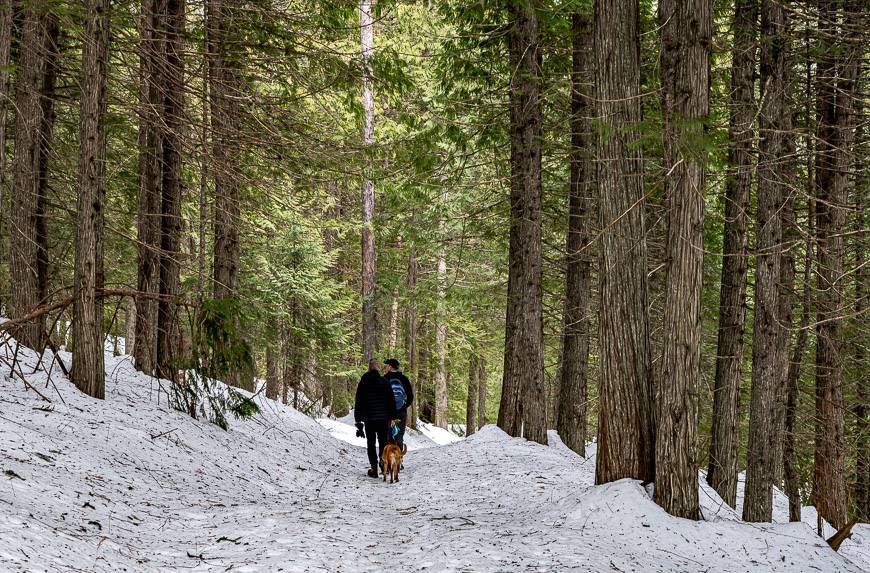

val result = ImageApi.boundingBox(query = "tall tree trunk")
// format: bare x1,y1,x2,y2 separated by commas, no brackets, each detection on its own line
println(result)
708,0,757,508
417,321,431,423
359,0,377,362
388,285,399,351
405,250,418,429
784,193,813,523
72,0,110,399
466,356,477,436
654,0,711,521
783,50,815,522
773,117,797,489
209,0,241,304
812,0,861,531
266,329,281,401
10,3,52,349
434,192,448,429
156,0,185,383
197,9,209,302
208,0,245,389
0,2,11,299
35,14,58,308
557,11,593,457
498,0,547,445
281,318,291,405
477,355,487,428
124,296,136,355
743,0,789,523
134,0,164,374
854,150,868,519
304,339,319,406
283,300,304,408
593,0,654,483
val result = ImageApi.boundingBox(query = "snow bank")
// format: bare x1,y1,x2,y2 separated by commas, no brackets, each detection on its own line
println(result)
1,336,866,572
416,420,463,445
316,416,439,451
324,409,460,450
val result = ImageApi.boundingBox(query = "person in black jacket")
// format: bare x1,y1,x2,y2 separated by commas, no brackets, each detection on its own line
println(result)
384,358,413,450
354,358,397,478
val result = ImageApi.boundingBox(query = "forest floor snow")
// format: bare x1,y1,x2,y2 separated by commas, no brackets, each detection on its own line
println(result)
1,340,868,572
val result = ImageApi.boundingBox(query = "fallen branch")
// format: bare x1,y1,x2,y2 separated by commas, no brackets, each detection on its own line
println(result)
827,516,860,552
149,428,178,441
0,288,197,335
0,298,74,335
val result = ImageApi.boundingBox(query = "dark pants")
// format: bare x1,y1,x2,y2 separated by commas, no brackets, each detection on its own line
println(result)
364,420,389,471
395,410,408,449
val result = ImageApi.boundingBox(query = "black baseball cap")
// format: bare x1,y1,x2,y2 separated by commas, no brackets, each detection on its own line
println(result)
384,358,400,369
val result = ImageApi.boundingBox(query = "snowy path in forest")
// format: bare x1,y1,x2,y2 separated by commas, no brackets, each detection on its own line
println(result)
1,340,869,572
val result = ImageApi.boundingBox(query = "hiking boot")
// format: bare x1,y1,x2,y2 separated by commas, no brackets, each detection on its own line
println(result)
367,468,378,478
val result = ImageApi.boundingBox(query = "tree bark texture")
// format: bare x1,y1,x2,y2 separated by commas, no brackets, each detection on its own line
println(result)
557,11,593,458
197,21,209,303
784,195,813,523
266,333,282,401
466,356,477,436
0,2,11,292
359,0,377,362
772,119,796,489
405,251,418,429
812,0,861,531
593,0,654,483
208,0,245,389
498,0,547,445
72,0,110,399
743,0,789,523
124,296,136,355
388,286,399,351
283,301,303,406
434,195,448,429
417,322,431,423
854,160,868,519
654,0,711,521
134,0,164,374
156,0,185,383
707,0,757,509
35,14,58,308
10,3,53,349
477,355,487,429
209,0,241,302
784,34,817,524
404,261,418,426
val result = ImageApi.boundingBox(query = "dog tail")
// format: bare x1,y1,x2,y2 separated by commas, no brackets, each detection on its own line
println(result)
401,444,408,455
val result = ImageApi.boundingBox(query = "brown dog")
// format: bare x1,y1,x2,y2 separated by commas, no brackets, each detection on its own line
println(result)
381,442,407,483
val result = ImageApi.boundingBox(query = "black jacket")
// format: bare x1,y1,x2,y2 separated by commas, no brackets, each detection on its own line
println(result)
385,371,413,413
354,370,397,423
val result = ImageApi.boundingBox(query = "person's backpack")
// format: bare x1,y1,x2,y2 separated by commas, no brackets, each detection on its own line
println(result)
388,375,406,410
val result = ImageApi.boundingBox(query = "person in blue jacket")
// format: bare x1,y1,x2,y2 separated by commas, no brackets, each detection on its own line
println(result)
383,358,413,450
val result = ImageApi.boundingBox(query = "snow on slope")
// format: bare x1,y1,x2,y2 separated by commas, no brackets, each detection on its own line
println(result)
1,338,867,572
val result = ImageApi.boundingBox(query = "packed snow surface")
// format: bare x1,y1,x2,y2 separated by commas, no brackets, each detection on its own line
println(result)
1,339,868,572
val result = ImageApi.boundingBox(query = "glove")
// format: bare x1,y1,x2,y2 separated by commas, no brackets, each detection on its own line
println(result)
355,423,365,438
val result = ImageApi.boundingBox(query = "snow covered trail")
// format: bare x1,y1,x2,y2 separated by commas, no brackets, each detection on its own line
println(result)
1,342,868,572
